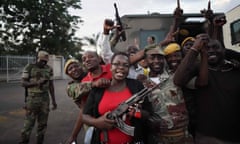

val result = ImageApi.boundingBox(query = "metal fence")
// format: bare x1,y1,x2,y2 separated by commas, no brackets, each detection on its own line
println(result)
0,56,35,82
0,55,65,83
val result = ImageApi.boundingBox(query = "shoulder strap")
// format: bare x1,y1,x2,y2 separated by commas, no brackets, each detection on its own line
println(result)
27,64,34,79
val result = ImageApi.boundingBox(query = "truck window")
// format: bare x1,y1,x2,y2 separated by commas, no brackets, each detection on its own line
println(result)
140,30,166,48
230,19,240,45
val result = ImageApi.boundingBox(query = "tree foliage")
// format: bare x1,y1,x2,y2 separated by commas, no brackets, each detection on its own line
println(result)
0,0,83,58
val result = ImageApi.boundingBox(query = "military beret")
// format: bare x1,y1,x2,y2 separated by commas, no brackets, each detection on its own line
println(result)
164,43,181,55
181,37,195,47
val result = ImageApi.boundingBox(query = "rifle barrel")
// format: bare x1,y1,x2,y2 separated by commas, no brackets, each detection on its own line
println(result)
208,0,211,10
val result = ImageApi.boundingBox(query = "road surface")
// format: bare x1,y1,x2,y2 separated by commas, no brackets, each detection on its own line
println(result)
0,79,85,144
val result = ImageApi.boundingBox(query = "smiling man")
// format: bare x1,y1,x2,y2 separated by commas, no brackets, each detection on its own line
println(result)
65,53,112,144
174,34,240,143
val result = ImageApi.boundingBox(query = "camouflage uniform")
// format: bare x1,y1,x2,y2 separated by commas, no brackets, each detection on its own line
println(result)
66,81,92,107
20,63,53,144
148,74,193,144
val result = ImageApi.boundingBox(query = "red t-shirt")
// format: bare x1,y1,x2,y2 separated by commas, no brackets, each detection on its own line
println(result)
81,64,112,102
82,64,112,82
98,87,133,144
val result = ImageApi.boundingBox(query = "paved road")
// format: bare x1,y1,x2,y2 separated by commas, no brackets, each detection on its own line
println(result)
0,79,85,144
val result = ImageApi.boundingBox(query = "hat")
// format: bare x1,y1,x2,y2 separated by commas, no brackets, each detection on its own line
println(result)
64,58,79,74
181,37,195,47
38,51,49,61
164,43,181,55
145,44,164,55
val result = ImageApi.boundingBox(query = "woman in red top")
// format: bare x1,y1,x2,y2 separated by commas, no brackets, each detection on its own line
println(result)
83,52,152,144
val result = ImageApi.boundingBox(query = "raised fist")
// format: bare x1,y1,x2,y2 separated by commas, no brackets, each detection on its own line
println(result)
213,15,227,26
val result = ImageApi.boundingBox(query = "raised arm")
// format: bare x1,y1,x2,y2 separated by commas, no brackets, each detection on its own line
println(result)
174,34,208,87
96,19,114,64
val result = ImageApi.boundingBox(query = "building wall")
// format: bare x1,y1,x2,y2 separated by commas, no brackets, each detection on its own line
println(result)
223,5,240,52
48,55,65,79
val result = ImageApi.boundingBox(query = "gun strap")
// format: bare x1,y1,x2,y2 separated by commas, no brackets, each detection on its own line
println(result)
102,130,108,144
24,64,34,102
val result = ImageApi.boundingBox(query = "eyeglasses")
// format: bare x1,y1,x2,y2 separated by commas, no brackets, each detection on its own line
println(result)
111,63,129,68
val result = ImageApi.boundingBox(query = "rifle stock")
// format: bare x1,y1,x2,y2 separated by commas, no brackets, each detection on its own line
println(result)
114,3,126,41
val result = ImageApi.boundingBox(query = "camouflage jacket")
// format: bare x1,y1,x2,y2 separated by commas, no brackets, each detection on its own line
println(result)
148,74,189,131
66,81,92,103
22,64,53,94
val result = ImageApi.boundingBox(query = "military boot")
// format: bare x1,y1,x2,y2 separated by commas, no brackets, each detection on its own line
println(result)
37,135,44,144
19,133,29,144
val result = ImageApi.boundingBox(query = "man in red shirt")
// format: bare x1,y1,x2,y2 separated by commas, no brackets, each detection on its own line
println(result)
67,50,112,144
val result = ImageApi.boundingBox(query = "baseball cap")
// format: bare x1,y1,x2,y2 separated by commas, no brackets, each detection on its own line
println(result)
145,44,164,55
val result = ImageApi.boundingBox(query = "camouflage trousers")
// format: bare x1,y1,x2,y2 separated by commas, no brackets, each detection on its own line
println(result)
19,93,50,144
148,130,194,144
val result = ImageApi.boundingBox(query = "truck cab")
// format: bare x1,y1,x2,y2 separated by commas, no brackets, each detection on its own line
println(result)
113,12,224,52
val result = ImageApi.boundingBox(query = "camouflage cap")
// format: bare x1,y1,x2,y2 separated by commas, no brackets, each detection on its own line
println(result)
145,44,164,55
64,58,79,74
38,50,49,62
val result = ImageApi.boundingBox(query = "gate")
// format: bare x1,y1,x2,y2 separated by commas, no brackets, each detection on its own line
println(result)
0,56,35,82
0,55,65,83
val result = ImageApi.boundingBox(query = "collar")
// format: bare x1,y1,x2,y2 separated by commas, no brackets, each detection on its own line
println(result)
208,60,234,72
84,64,110,81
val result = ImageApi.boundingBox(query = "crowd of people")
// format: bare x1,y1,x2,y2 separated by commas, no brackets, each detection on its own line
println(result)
19,3,240,144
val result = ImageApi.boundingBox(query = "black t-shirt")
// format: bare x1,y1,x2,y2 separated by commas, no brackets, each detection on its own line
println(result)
196,68,240,142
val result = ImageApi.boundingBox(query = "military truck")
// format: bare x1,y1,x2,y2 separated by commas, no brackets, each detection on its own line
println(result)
114,11,223,52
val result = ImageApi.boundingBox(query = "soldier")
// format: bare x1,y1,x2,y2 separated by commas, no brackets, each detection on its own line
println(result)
64,58,87,107
64,58,110,143
19,50,57,144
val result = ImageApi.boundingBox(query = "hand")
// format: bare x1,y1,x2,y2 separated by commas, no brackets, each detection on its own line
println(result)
192,33,210,51
201,8,214,20
213,15,227,26
103,19,114,34
66,136,76,144
173,7,183,18
160,25,177,46
37,79,47,87
51,101,57,110
95,112,115,130
127,106,136,119
92,78,111,88
136,74,147,82
144,80,157,88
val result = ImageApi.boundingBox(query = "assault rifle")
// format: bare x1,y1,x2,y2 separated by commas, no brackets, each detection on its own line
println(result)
107,81,165,136
114,3,126,41
200,0,214,20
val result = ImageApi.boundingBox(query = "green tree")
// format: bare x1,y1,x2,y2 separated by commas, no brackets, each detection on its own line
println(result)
0,0,83,58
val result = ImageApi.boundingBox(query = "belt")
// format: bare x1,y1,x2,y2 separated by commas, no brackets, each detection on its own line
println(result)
160,127,186,137
28,92,48,97
101,142,133,144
